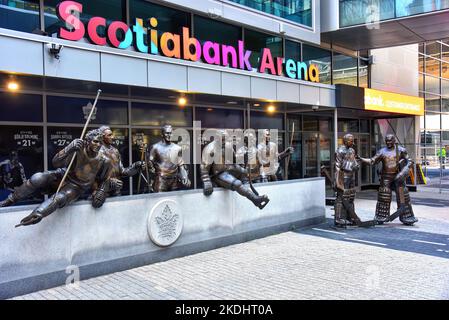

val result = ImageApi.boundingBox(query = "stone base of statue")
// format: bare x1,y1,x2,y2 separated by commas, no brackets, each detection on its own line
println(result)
0,178,325,299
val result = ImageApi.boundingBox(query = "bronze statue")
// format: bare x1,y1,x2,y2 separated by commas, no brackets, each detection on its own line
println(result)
235,130,260,184
0,168,66,208
257,129,294,183
333,134,374,228
16,129,112,227
201,130,269,209
146,125,191,192
92,126,145,208
358,134,418,226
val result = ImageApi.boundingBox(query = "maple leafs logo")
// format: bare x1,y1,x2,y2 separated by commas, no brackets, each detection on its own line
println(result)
155,205,179,240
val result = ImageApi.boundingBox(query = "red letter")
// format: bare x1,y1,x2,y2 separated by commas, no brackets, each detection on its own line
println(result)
259,48,276,75
87,17,106,46
57,1,85,41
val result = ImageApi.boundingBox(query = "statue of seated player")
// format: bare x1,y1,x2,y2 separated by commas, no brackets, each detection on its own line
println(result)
16,129,112,227
201,130,269,209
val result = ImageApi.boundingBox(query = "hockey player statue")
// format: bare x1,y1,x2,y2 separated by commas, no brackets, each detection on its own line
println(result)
334,134,374,228
92,126,145,208
16,129,112,227
146,125,191,192
201,130,269,209
358,134,418,226
257,129,294,182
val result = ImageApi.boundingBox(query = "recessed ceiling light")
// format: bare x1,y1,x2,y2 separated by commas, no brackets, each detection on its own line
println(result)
178,97,187,106
267,105,276,113
254,103,261,107
226,101,238,105
7,81,19,91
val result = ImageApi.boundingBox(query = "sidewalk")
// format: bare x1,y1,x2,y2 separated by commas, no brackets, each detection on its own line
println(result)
11,190,449,300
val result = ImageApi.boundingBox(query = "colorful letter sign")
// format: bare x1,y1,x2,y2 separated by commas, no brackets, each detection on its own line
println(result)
56,1,320,83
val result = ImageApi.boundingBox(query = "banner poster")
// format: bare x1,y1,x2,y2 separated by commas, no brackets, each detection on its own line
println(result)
47,127,82,170
0,126,44,203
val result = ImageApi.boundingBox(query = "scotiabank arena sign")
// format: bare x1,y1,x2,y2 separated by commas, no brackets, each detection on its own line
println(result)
56,1,320,83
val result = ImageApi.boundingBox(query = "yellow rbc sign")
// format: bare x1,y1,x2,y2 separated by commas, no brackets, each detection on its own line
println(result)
364,88,424,116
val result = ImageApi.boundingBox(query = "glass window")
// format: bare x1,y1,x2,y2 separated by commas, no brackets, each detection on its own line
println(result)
196,107,243,129
0,92,42,122
286,117,302,179
47,96,128,125
426,42,441,59
425,113,441,131
228,0,312,27
425,75,440,95
0,0,40,33
339,0,395,27
131,103,192,127
442,79,449,97
419,53,425,73
285,40,301,62
425,57,440,77
47,126,82,170
332,53,358,86
302,44,331,84
425,94,441,112
250,111,283,130
442,62,449,79
0,125,44,204
244,29,283,69
194,15,241,48
443,97,449,113
302,116,318,131
44,0,126,36
130,0,190,35
419,43,424,54
359,58,369,88
360,119,370,133
396,0,449,17
338,119,359,133
442,43,449,62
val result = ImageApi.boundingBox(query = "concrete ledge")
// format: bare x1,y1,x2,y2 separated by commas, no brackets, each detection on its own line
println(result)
0,178,325,299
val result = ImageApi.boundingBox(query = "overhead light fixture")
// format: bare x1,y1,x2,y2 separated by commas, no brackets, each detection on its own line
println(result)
7,81,19,91
178,97,187,106
267,105,276,113
207,108,213,112
253,103,261,107
226,101,238,105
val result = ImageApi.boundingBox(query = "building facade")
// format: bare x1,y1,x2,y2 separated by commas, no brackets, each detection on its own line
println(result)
0,0,428,204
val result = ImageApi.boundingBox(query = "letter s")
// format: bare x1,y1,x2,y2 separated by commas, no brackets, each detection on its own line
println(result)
57,1,85,41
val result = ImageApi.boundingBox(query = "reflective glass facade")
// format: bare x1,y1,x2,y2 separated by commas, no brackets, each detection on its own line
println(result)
340,0,449,27
419,40,449,172
228,0,312,26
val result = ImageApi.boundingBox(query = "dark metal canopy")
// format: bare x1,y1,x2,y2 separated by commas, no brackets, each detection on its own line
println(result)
322,10,449,50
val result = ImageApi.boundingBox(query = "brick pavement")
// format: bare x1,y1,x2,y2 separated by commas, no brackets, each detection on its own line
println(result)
12,190,449,300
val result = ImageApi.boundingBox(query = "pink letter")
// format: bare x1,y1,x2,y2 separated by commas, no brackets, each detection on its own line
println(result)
203,41,221,65
221,45,238,68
